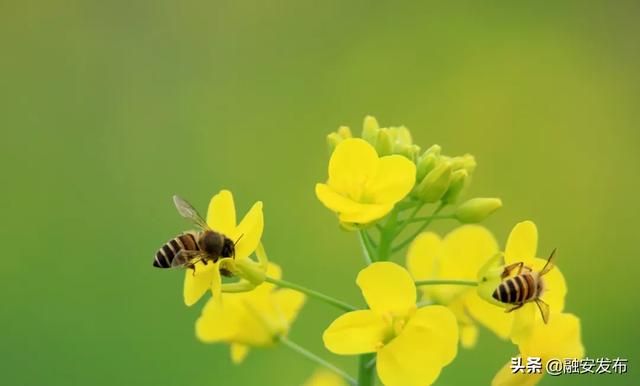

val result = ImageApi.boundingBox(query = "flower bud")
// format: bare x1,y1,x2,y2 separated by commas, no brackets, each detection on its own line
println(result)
441,169,468,204
376,128,393,156
337,125,352,139
326,132,343,154
415,160,452,202
416,145,442,181
455,198,502,223
451,154,476,173
398,144,421,162
361,116,380,146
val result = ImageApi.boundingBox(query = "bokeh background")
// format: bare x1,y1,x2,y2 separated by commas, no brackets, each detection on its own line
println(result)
2,1,638,385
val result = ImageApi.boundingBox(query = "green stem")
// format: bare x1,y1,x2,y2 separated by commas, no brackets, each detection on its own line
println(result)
265,276,357,312
358,353,376,386
404,214,455,223
358,231,374,264
392,202,446,254
415,279,478,286
377,207,399,261
394,203,424,236
279,336,357,386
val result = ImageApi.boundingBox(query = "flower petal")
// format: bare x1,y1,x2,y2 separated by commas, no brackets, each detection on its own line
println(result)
323,310,389,355
406,232,442,282
316,183,359,214
364,155,416,204
231,201,263,260
356,262,416,316
492,361,543,386
517,313,584,360
504,221,538,264
376,306,458,386
327,138,378,200
195,297,239,342
465,291,513,340
183,262,217,306
207,190,236,235
273,288,306,326
339,203,394,224
230,343,249,364
303,369,348,386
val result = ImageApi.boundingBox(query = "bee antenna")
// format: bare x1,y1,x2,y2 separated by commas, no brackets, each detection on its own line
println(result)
234,234,244,246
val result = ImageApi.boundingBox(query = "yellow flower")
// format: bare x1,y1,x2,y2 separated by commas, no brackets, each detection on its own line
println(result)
476,221,567,343
196,263,306,363
323,262,458,386
183,189,264,306
316,138,416,226
303,369,348,386
406,225,500,347
492,312,584,386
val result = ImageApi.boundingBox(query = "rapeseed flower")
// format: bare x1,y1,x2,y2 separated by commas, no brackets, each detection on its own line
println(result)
323,262,458,386
196,263,305,363
406,225,500,347
316,138,415,226
183,189,264,306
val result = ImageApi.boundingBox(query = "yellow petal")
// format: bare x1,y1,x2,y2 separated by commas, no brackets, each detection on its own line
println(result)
460,324,478,348
327,138,378,200
209,261,222,300
231,201,263,260
230,343,249,364
303,369,348,386
504,221,537,264
440,225,499,279
183,262,217,306
315,183,360,214
464,291,513,340
492,361,543,386
356,262,416,316
195,297,239,342
376,306,458,386
323,310,389,355
339,203,394,224
207,190,236,235
517,313,584,360
364,155,416,204
406,232,442,282
273,289,306,326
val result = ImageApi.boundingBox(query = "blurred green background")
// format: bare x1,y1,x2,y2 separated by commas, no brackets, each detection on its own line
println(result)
1,1,638,385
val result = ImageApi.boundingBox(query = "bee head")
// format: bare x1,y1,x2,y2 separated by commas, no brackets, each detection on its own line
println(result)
221,237,235,258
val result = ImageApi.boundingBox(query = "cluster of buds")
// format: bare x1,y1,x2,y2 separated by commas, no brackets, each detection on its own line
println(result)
327,116,421,161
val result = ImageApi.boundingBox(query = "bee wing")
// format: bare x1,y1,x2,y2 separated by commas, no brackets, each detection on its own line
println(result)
535,298,550,324
171,250,207,268
173,195,211,230
539,248,556,276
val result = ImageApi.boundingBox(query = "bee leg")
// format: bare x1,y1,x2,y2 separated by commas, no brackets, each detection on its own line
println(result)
504,303,524,313
202,259,208,265
501,262,524,278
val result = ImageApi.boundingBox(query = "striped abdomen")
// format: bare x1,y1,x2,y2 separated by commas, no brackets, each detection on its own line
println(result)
153,232,199,268
492,273,537,304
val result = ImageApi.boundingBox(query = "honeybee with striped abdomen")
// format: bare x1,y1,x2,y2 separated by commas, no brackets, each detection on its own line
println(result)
491,249,556,324
152,195,239,272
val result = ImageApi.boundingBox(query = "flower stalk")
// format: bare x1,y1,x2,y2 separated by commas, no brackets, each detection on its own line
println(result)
279,335,357,386
265,276,358,312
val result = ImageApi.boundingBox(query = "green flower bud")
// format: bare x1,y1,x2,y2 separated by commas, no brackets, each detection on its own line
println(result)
362,116,380,146
415,160,452,202
398,144,421,162
455,198,502,223
376,128,393,156
337,126,352,139
395,126,412,147
451,154,476,173
416,145,442,180
441,169,468,204
327,132,343,154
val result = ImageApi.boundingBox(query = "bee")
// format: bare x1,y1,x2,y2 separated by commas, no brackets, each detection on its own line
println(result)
152,195,239,272
491,249,556,324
